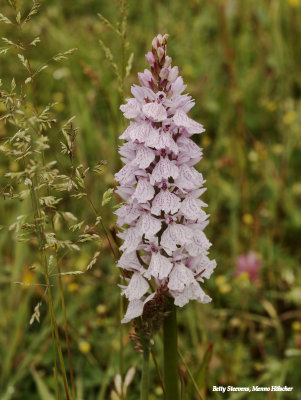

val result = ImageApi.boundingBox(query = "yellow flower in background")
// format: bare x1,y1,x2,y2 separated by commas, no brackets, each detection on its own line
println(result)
22,270,34,288
288,0,300,7
219,283,231,294
292,182,301,196
266,101,277,112
202,136,212,146
243,213,254,225
236,271,250,281
67,282,79,292
291,321,301,332
96,304,107,315
283,110,296,125
248,150,259,162
78,340,91,354
216,275,232,294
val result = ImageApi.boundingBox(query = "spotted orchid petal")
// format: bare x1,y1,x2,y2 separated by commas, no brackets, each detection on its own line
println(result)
144,252,173,280
167,263,195,292
151,158,179,184
122,272,149,301
142,102,167,122
131,178,155,203
151,190,181,216
173,110,205,134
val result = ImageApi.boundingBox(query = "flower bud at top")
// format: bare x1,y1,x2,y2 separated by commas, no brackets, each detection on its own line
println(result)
157,47,165,62
152,37,158,50
157,33,163,45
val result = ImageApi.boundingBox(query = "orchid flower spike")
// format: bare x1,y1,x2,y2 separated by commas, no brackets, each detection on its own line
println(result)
115,34,216,323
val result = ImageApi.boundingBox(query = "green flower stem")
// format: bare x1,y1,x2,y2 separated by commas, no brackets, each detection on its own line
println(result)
163,299,180,400
140,345,150,400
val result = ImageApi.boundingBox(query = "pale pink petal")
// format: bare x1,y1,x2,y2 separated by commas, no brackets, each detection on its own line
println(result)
120,98,141,119
144,252,173,280
185,226,212,256
151,190,181,216
129,122,155,143
172,282,211,307
167,263,195,291
115,202,141,225
175,165,204,191
118,142,136,162
160,223,192,254
144,128,160,149
121,299,144,323
142,102,167,122
168,66,179,83
137,212,161,238
132,145,155,168
177,136,203,165
180,196,208,221
120,227,141,253
114,164,137,185
117,251,144,273
131,84,155,103
157,131,179,154
138,69,154,87
115,185,135,201
173,110,205,134
170,76,186,96
131,179,155,203
197,255,216,281
151,158,179,184
122,272,149,301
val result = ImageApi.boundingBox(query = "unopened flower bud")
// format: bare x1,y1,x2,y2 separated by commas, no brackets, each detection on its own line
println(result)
145,51,155,67
164,56,172,68
159,67,169,80
157,34,163,45
152,37,158,50
157,47,165,62
162,34,169,44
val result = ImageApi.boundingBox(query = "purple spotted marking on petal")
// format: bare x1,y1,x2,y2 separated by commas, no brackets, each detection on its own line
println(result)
142,102,167,122
137,212,161,238
133,145,156,168
131,178,155,204
144,252,173,280
173,110,205,134
122,272,149,301
151,158,179,184
167,263,195,291
151,190,181,216
120,98,141,119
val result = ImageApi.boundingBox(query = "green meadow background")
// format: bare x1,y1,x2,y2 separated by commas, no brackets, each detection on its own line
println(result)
0,0,301,399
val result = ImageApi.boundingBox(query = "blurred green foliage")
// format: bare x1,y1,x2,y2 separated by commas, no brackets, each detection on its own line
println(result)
0,0,301,399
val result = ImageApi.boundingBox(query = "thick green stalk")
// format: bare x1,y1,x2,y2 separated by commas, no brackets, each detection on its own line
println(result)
163,299,179,400
140,345,150,400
